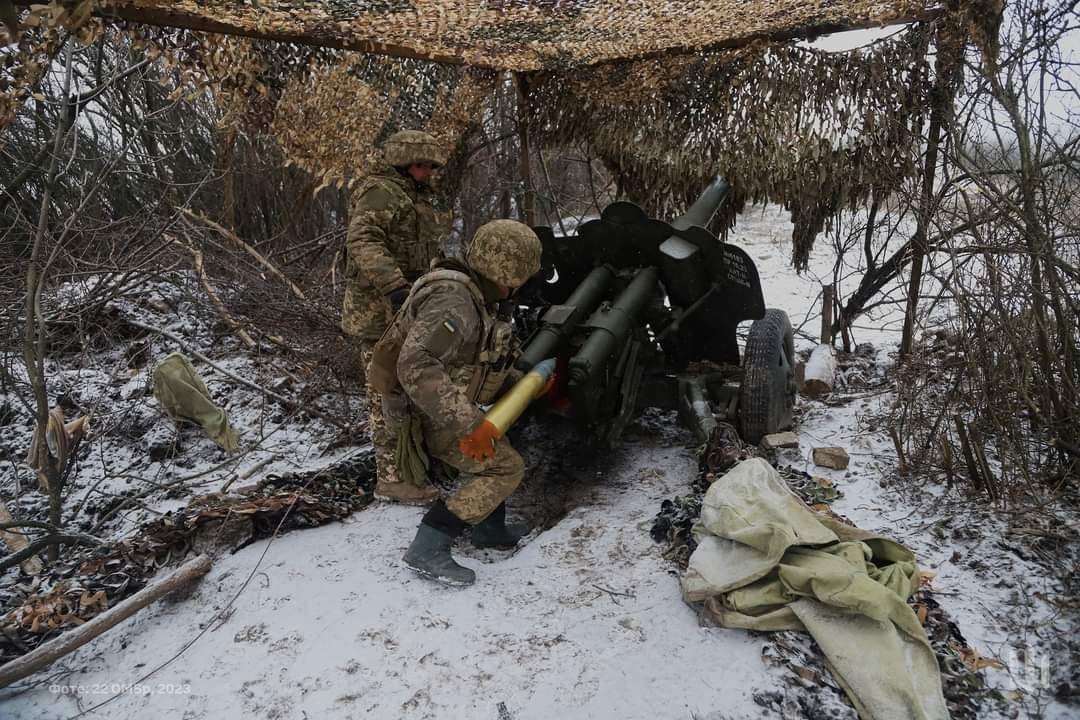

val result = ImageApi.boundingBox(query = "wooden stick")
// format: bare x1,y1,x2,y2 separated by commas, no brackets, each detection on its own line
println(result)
820,284,834,344
967,423,999,503
172,236,256,349
0,555,212,689
219,455,275,493
940,432,954,491
953,415,984,493
889,426,907,474
180,209,307,301
124,317,347,430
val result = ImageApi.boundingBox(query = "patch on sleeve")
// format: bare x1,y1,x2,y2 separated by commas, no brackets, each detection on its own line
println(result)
424,318,458,357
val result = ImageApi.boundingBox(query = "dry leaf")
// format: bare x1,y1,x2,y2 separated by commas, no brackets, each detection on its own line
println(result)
957,644,1006,671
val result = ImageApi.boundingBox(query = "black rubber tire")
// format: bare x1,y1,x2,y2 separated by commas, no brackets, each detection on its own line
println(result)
738,309,796,444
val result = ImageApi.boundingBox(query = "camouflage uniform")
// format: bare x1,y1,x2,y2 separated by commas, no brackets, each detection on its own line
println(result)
341,130,448,498
391,259,523,522
392,220,543,586
341,164,447,341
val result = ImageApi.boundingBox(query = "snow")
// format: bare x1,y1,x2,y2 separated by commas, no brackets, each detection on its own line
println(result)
1,205,1074,719
4,435,780,720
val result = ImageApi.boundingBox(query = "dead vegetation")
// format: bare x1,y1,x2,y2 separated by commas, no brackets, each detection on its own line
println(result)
0,0,1076,713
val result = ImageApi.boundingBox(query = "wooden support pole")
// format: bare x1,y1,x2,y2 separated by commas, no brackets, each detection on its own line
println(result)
0,554,212,688
953,415,984,493
515,73,536,227
820,284,834,344
889,426,908,474
901,25,951,359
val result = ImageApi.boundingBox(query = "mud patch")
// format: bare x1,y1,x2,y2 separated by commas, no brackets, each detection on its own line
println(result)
502,419,613,534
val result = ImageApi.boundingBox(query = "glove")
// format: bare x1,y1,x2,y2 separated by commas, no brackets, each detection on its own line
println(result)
459,419,501,461
387,287,410,313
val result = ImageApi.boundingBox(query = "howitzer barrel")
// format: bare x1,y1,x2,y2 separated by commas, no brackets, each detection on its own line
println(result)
517,265,614,371
661,176,730,306
671,176,729,230
569,267,659,386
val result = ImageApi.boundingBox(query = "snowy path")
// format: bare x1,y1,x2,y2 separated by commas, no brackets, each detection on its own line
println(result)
4,437,780,720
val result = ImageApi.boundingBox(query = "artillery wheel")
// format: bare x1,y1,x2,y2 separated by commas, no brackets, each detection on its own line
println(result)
738,309,796,444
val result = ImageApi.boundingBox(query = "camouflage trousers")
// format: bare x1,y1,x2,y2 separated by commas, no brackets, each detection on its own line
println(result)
359,343,397,486
420,413,524,525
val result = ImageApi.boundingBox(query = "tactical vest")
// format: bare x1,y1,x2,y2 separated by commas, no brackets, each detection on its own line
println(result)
368,267,515,407
352,172,443,280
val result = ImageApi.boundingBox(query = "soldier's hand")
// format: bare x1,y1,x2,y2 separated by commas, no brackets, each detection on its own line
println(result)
387,287,410,313
459,419,500,461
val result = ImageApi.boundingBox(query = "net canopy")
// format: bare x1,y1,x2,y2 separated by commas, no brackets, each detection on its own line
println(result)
3,0,994,266
12,0,936,70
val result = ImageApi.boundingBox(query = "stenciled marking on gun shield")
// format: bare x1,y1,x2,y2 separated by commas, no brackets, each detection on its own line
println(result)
724,249,752,288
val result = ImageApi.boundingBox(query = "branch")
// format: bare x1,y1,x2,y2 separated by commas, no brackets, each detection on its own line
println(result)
180,209,307,301
0,533,100,574
122,317,349,430
170,234,256,349
0,555,213,688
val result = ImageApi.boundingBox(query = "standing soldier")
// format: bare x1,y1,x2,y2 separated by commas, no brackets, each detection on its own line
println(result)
342,130,449,505
369,220,543,586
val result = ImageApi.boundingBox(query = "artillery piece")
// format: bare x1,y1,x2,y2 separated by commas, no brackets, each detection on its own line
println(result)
516,177,797,446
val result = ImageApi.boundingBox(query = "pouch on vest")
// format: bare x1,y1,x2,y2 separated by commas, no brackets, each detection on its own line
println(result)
475,320,516,404
369,320,406,395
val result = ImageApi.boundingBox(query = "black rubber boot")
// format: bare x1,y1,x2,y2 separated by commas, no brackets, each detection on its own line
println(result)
471,503,527,550
403,501,475,586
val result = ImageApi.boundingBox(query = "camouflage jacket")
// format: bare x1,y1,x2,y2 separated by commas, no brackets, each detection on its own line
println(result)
341,165,449,339
393,260,518,437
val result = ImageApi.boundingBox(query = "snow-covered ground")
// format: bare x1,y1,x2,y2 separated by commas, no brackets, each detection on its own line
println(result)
0,206,1074,719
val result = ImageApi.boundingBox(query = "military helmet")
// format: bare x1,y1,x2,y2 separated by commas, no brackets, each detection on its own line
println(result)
466,220,542,288
383,129,448,168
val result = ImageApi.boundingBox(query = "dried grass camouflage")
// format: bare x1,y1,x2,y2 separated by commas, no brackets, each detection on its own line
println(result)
20,0,936,71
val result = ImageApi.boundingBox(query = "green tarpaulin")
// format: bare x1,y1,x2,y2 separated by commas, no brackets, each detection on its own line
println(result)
683,458,949,720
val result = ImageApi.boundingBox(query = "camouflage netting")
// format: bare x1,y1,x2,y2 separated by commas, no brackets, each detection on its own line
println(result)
0,14,495,191
1,1,992,265
8,0,934,71
268,54,495,192
522,26,937,268
0,451,375,664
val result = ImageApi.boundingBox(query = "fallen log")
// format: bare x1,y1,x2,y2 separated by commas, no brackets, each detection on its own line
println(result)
0,554,212,689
